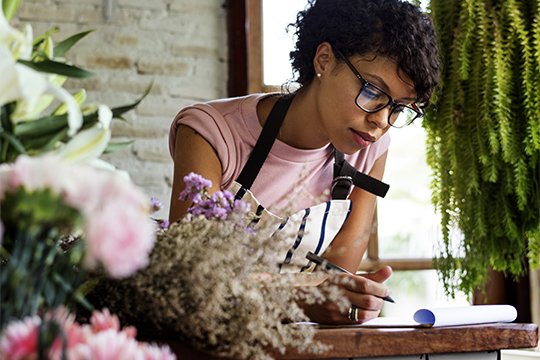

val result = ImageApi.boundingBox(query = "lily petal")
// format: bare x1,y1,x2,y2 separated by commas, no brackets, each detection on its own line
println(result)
56,125,111,163
86,158,131,180
98,104,112,130
44,83,82,136
0,7,32,61
0,45,47,107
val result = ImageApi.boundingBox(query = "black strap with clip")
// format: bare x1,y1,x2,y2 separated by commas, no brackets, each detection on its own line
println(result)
331,150,390,199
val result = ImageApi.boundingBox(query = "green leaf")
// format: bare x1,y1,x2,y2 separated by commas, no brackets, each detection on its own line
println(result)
14,114,69,137
17,60,95,78
103,140,136,154
111,80,153,118
14,112,99,138
2,0,22,21
41,128,70,153
53,30,96,58
0,130,27,155
33,27,59,47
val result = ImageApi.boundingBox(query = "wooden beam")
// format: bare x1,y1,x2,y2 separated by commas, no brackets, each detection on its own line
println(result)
226,0,249,97
358,258,434,272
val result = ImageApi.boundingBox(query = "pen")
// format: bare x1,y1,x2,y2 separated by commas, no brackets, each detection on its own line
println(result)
306,251,395,303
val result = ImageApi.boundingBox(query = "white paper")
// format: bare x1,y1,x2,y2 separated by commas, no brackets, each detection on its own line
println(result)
297,305,518,328
412,305,517,327
359,305,517,328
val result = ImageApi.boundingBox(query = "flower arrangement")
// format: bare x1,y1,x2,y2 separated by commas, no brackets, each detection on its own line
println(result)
0,307,175,360
0,154,156,329
87,173,349,360
0,0,149,166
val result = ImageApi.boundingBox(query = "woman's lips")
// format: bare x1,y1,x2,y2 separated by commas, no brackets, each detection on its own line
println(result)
351,130,376,147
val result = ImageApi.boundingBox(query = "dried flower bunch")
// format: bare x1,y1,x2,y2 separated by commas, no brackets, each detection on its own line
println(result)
87,173,349,360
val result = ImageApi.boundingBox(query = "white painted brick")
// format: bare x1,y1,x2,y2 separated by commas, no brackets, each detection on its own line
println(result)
55,0,102,5
135,95,190,117
77,52,133,70
64,76,107,92
170,44,221,58
139,13,201,34
133,138,172,163
85,91,138,109
76,9,107,24
169,0,226,14
109,76,162,95
117,0,167,11
164,76,226,101
16,3,76,23
136,57,189,76
110,120,167,139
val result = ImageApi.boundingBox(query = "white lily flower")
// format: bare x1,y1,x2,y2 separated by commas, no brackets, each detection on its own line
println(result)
0,6,32,60
56,125,111,163
0,43,82,135
0,44,47,108
56,104,113,163
11,74,67,123
46,84,83,136
86,158,131,181
97,103,112,129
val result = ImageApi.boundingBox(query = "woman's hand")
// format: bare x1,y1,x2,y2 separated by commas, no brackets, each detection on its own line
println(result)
301,266,393,324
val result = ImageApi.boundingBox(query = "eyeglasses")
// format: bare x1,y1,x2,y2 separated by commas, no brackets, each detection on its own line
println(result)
334,48,423,128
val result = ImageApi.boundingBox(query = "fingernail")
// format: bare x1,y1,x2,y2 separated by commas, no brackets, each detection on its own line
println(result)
386,289,392,297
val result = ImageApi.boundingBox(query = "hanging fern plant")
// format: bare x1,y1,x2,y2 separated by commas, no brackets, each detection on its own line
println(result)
425,0,540,297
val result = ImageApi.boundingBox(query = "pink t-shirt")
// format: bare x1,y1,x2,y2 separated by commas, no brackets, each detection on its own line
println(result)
169,93,390,213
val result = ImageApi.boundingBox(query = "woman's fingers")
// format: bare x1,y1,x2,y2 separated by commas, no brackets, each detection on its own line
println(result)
360,266,393,283
303,268,393,324
339,273,392,299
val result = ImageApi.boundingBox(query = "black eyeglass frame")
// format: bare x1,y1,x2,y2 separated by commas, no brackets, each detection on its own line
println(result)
333,48,423,128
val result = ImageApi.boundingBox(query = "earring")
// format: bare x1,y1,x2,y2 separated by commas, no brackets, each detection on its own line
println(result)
317,73,321,78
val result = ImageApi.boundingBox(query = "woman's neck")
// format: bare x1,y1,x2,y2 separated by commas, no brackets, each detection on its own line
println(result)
256,87,329,150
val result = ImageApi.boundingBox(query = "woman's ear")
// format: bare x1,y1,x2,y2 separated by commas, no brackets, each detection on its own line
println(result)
313,42,335,76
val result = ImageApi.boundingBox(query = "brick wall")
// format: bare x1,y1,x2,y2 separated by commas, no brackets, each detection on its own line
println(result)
11,0,229,220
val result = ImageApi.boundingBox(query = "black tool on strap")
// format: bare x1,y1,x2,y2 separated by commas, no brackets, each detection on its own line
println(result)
331,150,389,200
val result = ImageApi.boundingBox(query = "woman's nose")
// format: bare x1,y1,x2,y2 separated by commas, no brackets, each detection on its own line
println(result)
366,108,390,129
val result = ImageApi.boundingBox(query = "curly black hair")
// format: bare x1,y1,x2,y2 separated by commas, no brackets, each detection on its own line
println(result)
289,0,440,108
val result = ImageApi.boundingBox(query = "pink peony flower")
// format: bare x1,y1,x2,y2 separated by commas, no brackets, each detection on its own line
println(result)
90,308,121,333
0,315,41,360
139,343,177,360
89,308,136,339
0,155,156,278
85,329,143,360
84,202,155,278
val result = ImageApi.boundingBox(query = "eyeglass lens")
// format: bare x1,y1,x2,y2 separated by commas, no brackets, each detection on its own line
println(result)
356,84,418,128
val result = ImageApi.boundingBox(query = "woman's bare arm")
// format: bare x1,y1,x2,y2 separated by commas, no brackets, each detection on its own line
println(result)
322,151,388,273
169,124,223,223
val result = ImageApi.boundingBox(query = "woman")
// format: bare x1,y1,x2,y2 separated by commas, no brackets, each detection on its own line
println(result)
169,0,440,324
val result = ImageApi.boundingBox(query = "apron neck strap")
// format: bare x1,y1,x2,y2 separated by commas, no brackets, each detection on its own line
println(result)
235,95,294,199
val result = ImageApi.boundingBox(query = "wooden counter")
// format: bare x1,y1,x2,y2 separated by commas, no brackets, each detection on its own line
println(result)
140,323,538,359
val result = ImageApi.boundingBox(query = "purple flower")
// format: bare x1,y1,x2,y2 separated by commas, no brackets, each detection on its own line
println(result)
179,172,212,202
160,220,169,229
150,197,164,214
232,199,251,215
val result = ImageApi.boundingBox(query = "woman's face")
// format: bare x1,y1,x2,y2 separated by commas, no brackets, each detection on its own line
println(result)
315,52,417,155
